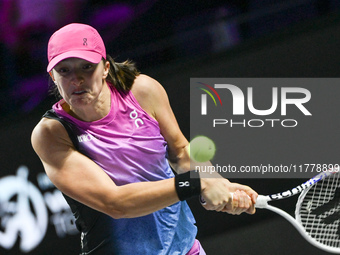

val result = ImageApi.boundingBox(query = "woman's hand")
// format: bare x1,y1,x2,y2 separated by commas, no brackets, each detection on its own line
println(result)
200,177,257,215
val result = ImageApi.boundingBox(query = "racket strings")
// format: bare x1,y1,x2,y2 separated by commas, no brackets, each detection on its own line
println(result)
297,172,340,248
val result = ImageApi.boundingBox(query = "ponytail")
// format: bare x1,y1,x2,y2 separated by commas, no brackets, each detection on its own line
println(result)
106,55,140,93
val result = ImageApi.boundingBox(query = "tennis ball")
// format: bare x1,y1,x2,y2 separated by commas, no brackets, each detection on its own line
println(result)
189,136,216,162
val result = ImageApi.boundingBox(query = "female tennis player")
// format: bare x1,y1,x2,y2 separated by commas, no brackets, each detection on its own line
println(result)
31,23,258,255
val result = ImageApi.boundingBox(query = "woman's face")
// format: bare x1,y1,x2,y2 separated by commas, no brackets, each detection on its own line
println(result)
51,58,109,109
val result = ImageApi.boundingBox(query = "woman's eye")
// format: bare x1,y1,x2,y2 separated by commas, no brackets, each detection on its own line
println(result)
83,64,93,70
58,67,69,73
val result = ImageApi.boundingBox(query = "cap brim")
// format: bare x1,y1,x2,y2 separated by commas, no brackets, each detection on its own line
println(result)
47,50,103,72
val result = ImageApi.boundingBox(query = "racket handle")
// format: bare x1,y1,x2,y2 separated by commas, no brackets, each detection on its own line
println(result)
255,195,270,208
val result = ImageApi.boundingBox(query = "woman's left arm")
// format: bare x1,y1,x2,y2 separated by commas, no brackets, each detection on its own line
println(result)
131,75,258,214
131,74,191,173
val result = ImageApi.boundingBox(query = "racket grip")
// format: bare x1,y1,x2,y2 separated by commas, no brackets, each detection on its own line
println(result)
255,195,270,208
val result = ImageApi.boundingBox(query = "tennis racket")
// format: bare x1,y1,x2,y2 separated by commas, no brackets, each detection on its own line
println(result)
255,170,340,254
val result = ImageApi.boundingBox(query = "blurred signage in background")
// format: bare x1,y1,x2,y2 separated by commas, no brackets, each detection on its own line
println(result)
0,165,78,254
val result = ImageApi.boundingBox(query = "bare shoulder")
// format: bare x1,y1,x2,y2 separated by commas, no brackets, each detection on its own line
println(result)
131,74,166,97
32,117,68,143
31,117,73,162
131,74,169,119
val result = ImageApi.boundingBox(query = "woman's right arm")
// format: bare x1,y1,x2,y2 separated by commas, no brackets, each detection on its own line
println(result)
31,118,180,219
32,117,255,218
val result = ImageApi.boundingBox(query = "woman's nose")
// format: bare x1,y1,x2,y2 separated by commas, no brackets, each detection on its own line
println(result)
70,70,84,86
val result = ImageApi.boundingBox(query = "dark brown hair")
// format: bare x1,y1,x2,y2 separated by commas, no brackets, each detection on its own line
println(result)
105,55,140,93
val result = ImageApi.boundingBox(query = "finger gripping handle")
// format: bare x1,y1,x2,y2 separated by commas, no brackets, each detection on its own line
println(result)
199,192,234,205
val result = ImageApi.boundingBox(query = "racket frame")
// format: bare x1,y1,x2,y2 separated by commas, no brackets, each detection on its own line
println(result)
255,170,340,254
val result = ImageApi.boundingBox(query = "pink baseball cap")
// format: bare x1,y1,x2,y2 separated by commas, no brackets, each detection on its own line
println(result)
47,23,106,72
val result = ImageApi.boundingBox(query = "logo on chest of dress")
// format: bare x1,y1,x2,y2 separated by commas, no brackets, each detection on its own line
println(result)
129,109,144,128
77,133,97,143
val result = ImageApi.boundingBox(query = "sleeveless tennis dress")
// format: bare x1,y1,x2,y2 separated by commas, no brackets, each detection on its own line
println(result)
44,84,202,255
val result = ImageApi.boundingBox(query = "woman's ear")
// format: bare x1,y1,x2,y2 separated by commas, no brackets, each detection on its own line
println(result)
103,61,110,79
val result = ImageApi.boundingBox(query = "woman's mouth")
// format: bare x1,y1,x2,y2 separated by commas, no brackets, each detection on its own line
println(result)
72,90,86,95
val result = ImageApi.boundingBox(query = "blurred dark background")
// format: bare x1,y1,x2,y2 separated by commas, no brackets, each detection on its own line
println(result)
1,0,340,254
